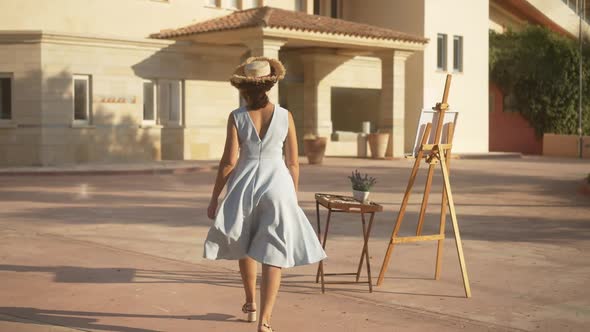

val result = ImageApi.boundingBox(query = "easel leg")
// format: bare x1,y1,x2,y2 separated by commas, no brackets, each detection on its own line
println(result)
416,164,435,235
439,157,471,298
435,188,448,280
377,153,421,286
435,124,454,280
434,148,453,280
377,124,432,287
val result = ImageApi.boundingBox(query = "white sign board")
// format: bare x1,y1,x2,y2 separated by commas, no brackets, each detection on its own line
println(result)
412,109,459,157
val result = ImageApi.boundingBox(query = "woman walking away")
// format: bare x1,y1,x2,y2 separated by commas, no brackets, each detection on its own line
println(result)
204,56,326,332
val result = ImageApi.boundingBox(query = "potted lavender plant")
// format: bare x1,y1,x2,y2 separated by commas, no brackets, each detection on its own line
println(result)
348,169,377,203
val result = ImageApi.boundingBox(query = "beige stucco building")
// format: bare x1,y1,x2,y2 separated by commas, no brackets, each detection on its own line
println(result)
487,0,590,155
0,0,497,166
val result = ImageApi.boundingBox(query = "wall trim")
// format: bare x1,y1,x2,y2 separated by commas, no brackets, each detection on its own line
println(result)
263,27,427,52
0,30,244,56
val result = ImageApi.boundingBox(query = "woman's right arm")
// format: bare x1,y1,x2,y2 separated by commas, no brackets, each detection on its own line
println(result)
208,113,240,219
284,111,300,192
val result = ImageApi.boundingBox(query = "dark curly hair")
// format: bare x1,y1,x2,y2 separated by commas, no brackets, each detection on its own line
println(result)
235,80,276,110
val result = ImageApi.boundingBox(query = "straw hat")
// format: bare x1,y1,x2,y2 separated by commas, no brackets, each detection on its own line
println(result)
230,56,286,88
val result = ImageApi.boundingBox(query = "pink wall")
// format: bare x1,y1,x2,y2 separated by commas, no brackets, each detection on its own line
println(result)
489,84,543,155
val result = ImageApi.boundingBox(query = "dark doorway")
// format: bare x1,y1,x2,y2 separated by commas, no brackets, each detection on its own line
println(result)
331,87,380,133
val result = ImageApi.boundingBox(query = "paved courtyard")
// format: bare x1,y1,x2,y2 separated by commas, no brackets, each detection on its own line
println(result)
0,156,588,332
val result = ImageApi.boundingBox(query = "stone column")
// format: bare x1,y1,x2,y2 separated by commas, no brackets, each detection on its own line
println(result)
303,0,314,14
301,51,333,139
245,38,286,104
378,50,412,158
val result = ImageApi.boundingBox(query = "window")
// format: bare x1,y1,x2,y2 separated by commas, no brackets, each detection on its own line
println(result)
437,34,447,71
73,75,91,124
312,0,340,17
295,0,305,12
207,0,218,7
562,0,590,20
453,35,463,72
158,80,183,126
330,0,340,18
0,74,12,120
243,0,260,9
562,0,577,11
143,80,157,124
228,0,239,9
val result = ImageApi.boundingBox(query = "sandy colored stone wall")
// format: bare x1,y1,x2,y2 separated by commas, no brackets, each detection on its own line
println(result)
0,31,243,166
0,42,43,166
0,0,297,40
543,133,590,159
46,39,241,164
184,79,240,160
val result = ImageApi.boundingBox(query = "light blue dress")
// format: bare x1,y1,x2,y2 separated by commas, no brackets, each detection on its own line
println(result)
203,104,327,268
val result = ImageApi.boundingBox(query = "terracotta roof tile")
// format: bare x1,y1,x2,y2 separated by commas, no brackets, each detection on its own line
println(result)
152,6,427,44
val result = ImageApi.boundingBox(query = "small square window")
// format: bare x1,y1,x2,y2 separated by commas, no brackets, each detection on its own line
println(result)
453,36,464,72
437,34,448,71
207,0,218,7
0,75,12,120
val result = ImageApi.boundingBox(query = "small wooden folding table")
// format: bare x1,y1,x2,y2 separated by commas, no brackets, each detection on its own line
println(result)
314,193,383,293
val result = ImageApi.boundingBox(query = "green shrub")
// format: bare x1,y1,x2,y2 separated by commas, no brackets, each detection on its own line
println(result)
490,26,590,136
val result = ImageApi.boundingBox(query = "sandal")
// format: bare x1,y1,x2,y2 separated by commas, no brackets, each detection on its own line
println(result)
241,302,257,322
259,322,274,332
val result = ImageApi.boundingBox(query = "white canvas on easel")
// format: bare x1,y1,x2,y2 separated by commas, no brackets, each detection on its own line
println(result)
412,109,459,157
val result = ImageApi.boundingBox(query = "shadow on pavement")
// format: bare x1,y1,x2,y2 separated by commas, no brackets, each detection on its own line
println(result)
0,307,236,332
0,263,465,299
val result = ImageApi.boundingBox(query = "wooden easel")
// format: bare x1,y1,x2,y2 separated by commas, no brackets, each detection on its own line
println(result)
376,74,471,298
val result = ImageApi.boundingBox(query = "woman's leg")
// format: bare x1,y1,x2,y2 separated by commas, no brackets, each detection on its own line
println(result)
239,256,257,306
259,264,282,330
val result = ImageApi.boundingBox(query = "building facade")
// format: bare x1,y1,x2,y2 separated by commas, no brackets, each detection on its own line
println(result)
0,0,492,166
488,0,590,154
345,0,490,154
